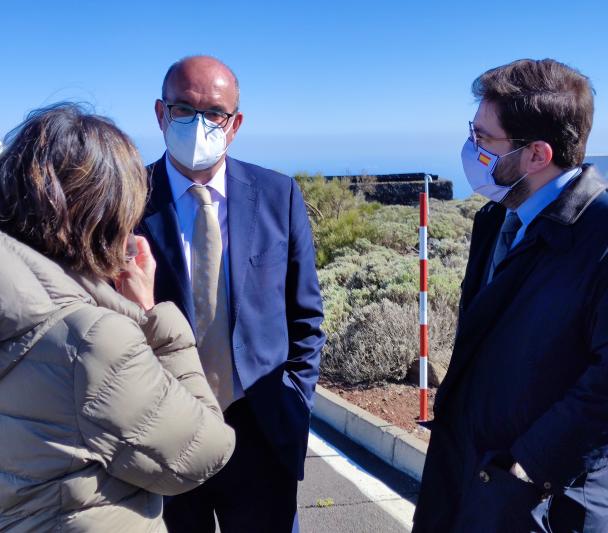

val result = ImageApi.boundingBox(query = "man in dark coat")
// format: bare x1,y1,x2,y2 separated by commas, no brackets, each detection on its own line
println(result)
137,56,325,532
413,59,608,532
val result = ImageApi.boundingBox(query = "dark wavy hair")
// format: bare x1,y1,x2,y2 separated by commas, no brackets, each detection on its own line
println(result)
473,58,594,168
0,103,148,279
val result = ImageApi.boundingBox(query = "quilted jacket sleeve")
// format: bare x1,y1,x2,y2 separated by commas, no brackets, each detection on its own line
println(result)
73,302,235,496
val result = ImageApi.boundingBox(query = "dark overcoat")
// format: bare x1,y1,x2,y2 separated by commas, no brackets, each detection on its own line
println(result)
413,166,608,532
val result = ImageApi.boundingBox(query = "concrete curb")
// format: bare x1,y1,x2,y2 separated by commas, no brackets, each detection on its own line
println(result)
312,385,428,481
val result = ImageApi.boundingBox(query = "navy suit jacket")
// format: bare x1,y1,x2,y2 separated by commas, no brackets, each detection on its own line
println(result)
414,166,608,532
138,155,325,480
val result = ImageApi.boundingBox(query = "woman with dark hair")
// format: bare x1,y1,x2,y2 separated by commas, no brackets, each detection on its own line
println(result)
0,103,235,532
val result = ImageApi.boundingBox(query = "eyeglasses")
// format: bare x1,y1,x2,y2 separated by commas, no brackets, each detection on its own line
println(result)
164,101,234,129
468,121,530,151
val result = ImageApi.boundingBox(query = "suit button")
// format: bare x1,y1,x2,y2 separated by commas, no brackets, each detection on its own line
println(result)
543,482,552,490
479,470,490,483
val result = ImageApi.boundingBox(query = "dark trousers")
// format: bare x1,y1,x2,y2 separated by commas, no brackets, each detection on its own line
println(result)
163,399,299,533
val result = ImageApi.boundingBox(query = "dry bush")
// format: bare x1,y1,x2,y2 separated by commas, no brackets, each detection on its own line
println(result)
321,299,418,384
321,293,458,386
407,292,459,386
354,173,378,197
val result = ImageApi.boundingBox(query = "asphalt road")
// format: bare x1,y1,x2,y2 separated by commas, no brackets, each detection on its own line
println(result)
298,419,420,533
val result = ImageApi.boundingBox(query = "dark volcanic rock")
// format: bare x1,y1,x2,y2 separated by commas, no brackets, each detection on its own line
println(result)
350,180,453,205
328,172,441,184
323,172,453,204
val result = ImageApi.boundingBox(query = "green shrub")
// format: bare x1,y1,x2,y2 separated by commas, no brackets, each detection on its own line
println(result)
314,204,382,267
294,173,360,221
452,194,487,220
293,176,486,386
295,175,483,269
366,205,420,253
319,240,463,332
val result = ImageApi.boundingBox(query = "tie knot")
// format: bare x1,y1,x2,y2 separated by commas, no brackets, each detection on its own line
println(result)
502,212,522,234
191,185,213,206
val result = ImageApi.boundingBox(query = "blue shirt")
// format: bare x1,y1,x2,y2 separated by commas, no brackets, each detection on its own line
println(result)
511,167,581,248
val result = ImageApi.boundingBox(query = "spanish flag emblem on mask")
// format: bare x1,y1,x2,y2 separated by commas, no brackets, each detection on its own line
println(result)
478,153,492,166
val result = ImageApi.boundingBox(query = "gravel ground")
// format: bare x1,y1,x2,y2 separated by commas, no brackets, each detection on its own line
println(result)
321,381,436,443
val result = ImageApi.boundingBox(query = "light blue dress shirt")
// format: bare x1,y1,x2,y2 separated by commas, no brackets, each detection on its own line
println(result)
165,156,244,402
510,167,582,248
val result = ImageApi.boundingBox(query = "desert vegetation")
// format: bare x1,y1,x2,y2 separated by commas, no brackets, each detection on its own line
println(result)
295,173,485,387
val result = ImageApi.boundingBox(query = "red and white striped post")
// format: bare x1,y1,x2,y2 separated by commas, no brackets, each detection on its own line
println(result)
419,187,429,422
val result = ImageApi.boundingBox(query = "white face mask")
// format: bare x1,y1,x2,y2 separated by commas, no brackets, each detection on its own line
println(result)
163,114,232,171
461,138,528,203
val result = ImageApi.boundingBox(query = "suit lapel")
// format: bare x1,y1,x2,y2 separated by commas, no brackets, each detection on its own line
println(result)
226,157,258,327
459,203,504,313
143,156,195,326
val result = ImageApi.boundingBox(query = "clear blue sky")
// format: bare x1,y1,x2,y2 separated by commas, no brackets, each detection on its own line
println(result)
1,0,607,197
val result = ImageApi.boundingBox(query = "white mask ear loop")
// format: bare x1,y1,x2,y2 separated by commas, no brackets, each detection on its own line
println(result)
501,142,529,158
499,172,528,203
509,172,528,190
212,116,235,157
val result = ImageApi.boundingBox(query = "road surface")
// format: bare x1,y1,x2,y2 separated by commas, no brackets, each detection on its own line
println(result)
298,418,420,532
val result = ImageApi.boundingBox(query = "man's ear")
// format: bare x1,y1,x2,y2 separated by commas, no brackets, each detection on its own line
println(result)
154,99,165,131
524,141,553,174
227,112,244,145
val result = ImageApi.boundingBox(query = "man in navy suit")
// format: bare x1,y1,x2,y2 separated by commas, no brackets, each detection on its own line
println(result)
139,56,325,532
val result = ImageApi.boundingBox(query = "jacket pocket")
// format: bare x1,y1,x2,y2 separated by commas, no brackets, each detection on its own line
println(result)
250,242,287,267
282,371,308,409
455,464,544,532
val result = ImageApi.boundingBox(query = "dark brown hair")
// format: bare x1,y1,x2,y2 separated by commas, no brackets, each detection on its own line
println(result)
0,103,148,279
472,58,594,168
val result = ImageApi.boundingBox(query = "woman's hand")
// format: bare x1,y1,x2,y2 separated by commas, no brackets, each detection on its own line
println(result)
115,235,156,311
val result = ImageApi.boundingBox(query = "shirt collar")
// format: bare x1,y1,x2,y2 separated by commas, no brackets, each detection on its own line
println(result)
165,155,227,203
512,167,581,227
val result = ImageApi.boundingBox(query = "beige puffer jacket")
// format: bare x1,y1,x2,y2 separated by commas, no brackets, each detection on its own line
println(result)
0,230,235,532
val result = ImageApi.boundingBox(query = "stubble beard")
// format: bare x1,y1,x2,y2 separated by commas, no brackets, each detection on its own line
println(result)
494,150,529,209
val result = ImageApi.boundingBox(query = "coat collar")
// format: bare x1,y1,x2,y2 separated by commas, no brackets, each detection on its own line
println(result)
537,164,606,225
507,164,606,256
465,164,605,262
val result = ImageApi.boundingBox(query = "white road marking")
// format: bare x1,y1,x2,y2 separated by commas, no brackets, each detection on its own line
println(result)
308,431,415,530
